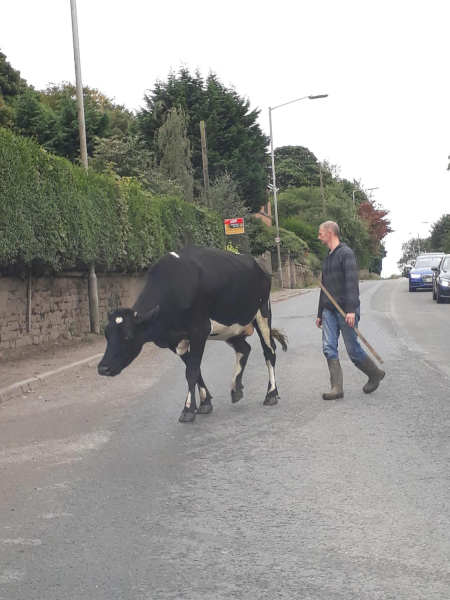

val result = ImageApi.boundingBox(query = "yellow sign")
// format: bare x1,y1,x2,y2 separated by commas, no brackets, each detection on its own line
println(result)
224,218,245,235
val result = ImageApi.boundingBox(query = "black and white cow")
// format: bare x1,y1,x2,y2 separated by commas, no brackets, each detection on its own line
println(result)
98,246,287,422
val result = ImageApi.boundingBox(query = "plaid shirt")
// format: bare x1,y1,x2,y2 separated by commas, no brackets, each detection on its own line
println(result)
317,243,360,318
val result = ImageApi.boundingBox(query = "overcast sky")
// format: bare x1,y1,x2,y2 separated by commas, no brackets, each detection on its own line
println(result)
2,0,449,275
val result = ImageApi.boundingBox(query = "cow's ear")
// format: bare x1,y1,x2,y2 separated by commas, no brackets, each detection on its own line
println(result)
144,305,160,322
135,305,160,324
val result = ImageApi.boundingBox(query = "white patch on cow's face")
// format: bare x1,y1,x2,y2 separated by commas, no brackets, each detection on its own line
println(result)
198,386,207,402
266,360,276,392
185,392,192,409
115,317,123,324
231,352,244,391
176,340,189,356
209,320,254,341
170,252,180,258
256,310,274,353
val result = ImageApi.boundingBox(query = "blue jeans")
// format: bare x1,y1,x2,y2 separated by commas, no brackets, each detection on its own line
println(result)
322,308,367,365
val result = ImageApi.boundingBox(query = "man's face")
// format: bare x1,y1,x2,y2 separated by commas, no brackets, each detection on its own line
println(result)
318,226,332,245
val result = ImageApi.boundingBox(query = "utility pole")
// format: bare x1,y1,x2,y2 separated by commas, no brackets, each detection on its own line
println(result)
269,107,283,289
319,162,325,214
70,0,88,171
70,0,99,334
199,121,210,207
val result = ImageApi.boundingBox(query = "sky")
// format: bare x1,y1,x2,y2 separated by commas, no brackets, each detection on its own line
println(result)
1,0,449,276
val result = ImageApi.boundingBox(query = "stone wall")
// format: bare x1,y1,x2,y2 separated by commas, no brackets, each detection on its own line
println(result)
275,253,318,289
0,273,146,352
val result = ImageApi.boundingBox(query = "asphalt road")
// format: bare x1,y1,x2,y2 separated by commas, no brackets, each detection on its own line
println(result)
1,279,450,600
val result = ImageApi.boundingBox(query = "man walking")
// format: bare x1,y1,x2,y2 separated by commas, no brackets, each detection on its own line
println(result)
316,221,385,400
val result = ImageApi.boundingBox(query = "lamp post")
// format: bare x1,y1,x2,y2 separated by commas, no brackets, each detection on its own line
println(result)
352,187,379,205
269,94,328,288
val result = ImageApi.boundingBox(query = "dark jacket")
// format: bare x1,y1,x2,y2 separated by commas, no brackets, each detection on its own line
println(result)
317,243,360,318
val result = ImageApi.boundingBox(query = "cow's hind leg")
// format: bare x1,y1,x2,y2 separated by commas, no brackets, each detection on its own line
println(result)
254,306,279,406
227,336,252,404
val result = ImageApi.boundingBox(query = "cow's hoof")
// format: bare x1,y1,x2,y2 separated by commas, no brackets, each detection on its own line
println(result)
179,410,196,423
263,395,279,406
197,403,213,415
231,389,244,404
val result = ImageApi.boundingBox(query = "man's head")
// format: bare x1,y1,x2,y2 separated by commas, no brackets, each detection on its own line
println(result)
318,221,340,250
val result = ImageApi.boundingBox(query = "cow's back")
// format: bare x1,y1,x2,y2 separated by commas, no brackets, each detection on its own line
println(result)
134,247,270,326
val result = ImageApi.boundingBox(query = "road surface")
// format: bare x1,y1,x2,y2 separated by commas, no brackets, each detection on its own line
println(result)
1,280,449,599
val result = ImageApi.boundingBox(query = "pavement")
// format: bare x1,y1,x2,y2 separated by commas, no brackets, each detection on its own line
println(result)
0,287,313,405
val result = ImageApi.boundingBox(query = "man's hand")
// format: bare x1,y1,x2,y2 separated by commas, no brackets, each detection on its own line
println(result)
316,317,322,328
345,313,356,328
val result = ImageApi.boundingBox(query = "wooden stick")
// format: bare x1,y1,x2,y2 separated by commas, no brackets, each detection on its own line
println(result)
318,280,384,365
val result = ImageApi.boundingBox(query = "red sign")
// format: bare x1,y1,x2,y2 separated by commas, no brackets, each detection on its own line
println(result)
224,218,245,235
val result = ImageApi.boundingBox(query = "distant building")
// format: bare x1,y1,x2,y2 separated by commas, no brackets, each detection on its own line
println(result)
254,198,272,227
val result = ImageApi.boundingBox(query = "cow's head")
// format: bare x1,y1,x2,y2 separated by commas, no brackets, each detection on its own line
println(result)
98,306,160,377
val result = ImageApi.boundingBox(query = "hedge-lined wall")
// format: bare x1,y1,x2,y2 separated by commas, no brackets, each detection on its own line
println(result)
0,129,225,275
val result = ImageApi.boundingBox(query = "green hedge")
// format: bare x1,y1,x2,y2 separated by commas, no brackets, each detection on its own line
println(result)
0,129,225,275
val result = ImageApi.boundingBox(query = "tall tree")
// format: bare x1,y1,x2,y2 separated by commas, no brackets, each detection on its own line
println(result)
273,146,332,191
137,68,269,212
156,106,194,202
0,50,29,126
429,214,450,252
357,201,392,253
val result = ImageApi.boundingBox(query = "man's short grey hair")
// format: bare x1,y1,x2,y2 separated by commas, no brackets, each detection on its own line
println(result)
320,221,340,236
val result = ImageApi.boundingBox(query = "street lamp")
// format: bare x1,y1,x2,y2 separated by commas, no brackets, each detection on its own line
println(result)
269,94,328,288
352,187,379,205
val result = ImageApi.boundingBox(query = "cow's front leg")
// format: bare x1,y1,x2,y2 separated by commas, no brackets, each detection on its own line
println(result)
175,348,213,415
196,372,213,414
178,326,209,423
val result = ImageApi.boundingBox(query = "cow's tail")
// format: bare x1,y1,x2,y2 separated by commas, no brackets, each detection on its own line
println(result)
271,327,288,352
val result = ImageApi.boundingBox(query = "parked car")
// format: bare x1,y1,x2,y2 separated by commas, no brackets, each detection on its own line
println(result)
432,255,450,303
408,253,445,292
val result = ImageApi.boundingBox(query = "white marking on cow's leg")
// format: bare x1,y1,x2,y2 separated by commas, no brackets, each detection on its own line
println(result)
256,310,274,353
266,360,276,392
170,252,180,258
176,340,189,356
185,392,192,409
231,352,244,391
198,386,207,402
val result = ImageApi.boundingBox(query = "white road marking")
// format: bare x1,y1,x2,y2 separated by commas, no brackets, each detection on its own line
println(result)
1,539,42,546
170,252,180,258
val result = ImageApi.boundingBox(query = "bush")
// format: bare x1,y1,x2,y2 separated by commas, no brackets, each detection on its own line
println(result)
0,129,224,275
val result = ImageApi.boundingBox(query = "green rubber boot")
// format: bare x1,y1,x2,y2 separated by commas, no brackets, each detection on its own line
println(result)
322,359,344,400
356,356,385,394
